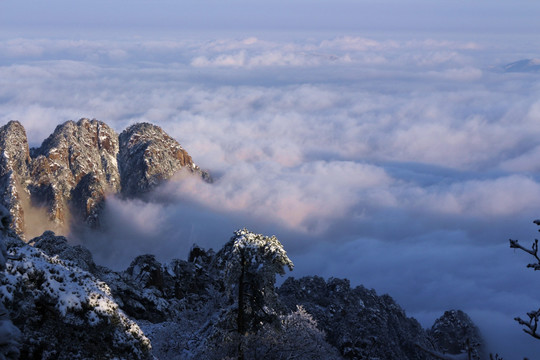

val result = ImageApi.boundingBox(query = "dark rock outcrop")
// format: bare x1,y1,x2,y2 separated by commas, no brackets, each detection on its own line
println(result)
428,309,485,359
278,276,436,360
104,249,217,323
29,230,97,272
0,119,209,236
0,205,21,360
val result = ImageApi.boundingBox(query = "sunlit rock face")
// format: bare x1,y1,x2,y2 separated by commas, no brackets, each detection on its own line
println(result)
30,119,121,230
0,121,31,235
118,122,211,198
0,119,209,237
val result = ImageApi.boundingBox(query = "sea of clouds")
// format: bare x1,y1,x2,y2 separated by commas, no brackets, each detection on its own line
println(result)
1,32,540,357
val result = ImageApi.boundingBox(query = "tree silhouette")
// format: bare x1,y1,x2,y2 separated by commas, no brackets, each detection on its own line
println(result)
509,220,540,340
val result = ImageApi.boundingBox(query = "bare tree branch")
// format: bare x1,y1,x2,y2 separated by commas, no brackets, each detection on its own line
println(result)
514,309,540,340
509,220,540,341
509,238,540,270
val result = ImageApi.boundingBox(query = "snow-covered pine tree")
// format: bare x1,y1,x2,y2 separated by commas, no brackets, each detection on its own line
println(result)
214,228,294,359
243,305,341,360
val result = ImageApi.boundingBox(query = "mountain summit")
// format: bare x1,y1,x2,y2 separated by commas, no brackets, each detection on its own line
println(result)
0,119,210,236
503,58,540,73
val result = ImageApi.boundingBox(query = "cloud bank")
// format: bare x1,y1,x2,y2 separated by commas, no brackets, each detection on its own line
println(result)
2,33,540,357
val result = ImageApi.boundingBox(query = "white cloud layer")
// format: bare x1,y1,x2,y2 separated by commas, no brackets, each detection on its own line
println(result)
2,33,540,357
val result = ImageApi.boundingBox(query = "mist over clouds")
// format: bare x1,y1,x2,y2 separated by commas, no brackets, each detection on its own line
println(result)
2,32,540,357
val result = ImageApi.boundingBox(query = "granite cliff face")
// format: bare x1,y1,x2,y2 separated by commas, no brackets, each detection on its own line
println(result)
30,119,121,229
0,119,209,237
0,121,31,236
118,122,211,197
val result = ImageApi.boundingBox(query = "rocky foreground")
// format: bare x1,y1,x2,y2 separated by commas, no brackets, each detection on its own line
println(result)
1,226,484,359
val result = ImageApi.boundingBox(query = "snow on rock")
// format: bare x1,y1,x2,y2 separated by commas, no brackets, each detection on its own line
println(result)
29,230,96,273
96,251,217,324
118,122,211,198
278,276,438,360
428,309,484,359
0,205,21,360
0,119,210,236
0,232,151,359
0,224,487,359
0,121,31,235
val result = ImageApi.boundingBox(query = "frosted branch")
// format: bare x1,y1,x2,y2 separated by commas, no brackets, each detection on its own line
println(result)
509,220,540,341
514,309,540,340
509,238,540,270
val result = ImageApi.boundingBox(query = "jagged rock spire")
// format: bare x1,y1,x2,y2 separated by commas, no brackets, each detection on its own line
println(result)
0,119,210,237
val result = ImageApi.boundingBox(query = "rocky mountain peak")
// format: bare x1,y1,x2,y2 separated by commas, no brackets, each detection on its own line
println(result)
429,309,484,358
503,58,540,73
0,119,209,236
278,276,436,359
35,118,118,159
0,121,30,176
118,122,208,197
28,118,121,229
0,121,31,235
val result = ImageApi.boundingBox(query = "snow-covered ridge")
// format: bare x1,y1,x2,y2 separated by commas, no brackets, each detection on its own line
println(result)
1,218,485,358
1,231,151,359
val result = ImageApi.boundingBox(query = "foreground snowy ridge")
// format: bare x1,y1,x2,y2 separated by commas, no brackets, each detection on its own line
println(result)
0,232,151,359
0,221,485,359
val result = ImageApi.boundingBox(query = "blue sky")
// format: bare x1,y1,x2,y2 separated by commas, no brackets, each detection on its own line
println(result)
2,0,540,358
3,0,540,33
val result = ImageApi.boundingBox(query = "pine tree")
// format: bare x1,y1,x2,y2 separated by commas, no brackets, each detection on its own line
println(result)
215,228,294,359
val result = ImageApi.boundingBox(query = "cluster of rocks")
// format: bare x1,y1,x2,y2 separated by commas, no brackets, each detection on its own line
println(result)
0,119,210,236
428,309,484,359
28,231,217,324
278,276,484,359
